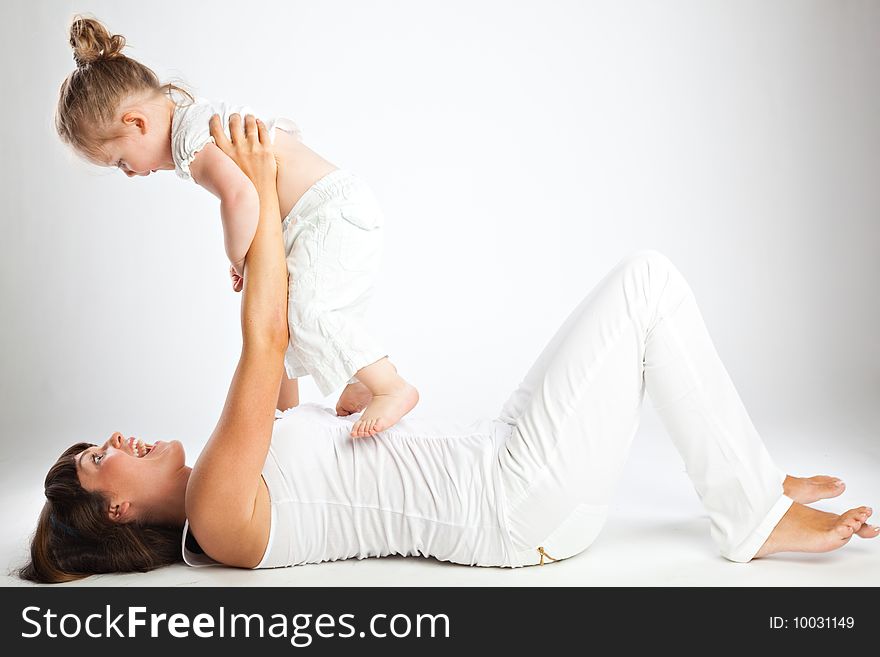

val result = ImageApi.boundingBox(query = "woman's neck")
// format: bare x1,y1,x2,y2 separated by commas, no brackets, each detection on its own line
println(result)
153,465,193,528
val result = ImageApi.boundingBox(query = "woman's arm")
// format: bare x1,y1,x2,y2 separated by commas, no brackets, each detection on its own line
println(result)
185,114,289,566
189,142,260,281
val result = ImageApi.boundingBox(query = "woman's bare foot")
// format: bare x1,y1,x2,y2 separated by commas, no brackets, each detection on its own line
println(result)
783,474,846,504
336,381,372,416
754,502,880,559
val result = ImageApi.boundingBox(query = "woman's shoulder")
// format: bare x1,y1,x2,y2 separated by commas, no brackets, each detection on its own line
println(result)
181,519,223,568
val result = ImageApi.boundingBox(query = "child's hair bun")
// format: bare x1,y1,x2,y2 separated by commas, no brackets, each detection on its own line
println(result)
69,16,126,68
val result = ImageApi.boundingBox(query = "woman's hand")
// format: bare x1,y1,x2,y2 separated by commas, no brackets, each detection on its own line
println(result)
208,113,277,193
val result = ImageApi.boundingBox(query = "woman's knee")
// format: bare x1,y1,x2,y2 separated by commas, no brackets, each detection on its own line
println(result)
613,249,694,323
619,249,690,294
618,249,676,276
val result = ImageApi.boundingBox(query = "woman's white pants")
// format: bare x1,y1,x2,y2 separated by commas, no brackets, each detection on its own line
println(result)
497,250,795,565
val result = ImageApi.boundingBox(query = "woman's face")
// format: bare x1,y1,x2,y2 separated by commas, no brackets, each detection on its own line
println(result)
75,432,187,524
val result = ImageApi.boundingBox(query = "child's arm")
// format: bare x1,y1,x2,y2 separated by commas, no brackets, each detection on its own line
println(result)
189,141,260,279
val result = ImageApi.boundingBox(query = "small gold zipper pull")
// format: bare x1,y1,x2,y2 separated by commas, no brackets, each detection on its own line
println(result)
537,546,558,566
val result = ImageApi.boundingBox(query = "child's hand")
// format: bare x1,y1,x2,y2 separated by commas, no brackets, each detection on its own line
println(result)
229,264,243,293
209,113,277,192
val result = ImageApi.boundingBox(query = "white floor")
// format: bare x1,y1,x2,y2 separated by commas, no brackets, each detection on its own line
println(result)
3,408,878,588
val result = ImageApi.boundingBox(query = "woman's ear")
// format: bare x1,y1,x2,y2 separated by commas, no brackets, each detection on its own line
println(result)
121,110,148,134
108,501,132,523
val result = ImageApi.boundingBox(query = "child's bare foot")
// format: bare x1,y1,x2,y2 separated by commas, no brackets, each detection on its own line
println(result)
782,474,846,504
348,358,418,437
351,381,419,438
336,381,373,416
754,502,879,559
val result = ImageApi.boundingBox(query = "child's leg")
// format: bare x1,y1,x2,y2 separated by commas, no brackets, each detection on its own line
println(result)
282,169,417,430
277,372,300,413
336,380,372,416
350,357,419,438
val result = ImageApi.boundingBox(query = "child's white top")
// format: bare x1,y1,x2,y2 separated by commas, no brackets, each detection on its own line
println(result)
170,96,303,182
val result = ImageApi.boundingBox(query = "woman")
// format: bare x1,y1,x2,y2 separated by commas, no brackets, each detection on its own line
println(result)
20,114,877,583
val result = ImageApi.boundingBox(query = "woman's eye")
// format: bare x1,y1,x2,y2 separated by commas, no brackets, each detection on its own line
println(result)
92,452,104,465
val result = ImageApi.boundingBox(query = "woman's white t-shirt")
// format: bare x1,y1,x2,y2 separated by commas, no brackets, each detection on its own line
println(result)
182,403,520,569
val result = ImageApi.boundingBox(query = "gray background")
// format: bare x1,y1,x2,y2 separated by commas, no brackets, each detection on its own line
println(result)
2,0,878,585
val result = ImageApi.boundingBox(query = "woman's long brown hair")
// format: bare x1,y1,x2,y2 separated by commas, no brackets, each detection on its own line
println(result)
18,442,183,583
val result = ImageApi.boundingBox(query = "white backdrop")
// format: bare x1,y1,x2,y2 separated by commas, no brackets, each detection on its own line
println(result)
1,0,878,463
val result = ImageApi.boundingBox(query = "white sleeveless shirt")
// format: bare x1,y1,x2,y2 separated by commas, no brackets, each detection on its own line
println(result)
170,96,302,182
182,403,520,568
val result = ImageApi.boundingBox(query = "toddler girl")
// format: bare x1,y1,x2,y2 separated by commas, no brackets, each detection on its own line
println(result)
55,16,418,437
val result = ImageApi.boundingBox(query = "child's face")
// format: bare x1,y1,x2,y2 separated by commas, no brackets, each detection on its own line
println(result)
101,127,173,178
90,103,175,177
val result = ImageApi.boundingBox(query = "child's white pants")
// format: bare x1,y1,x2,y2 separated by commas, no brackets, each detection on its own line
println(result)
496,250,794,565
281,169,388,396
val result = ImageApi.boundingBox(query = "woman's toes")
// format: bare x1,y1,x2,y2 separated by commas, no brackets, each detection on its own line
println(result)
828,477,845,490
835,507,870,538
786,475,848,504
811,476,846,499
835,522,856,539
856,523,880,539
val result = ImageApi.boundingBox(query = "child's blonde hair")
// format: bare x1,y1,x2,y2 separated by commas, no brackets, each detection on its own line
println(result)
56,15,191,160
